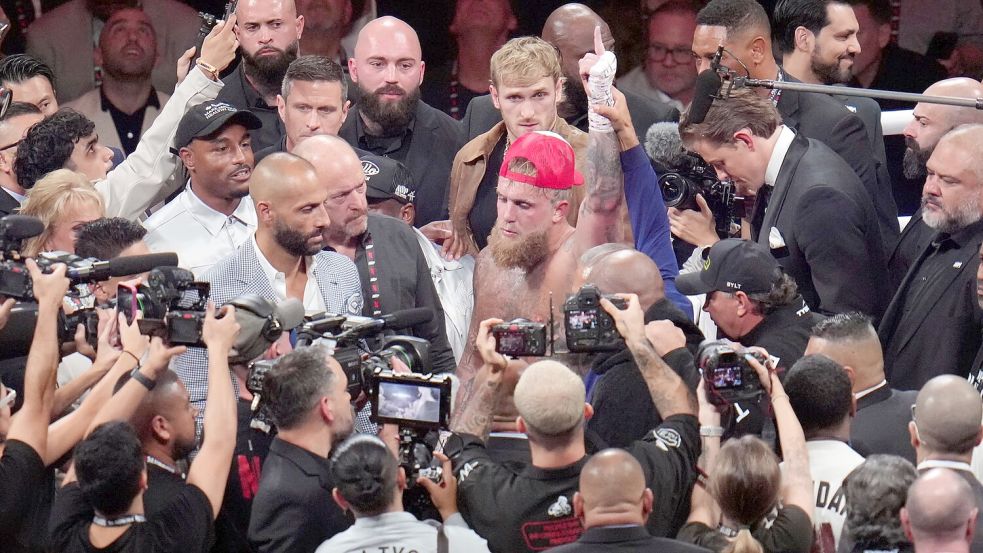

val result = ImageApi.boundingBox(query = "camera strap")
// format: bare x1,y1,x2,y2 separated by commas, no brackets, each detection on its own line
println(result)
92,514,147,527
437,523,449,553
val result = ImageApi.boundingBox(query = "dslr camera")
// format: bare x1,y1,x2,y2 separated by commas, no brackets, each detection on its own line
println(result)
698,340,766,406
492,319,548,357
657,152,745,237
564,284,626,353
116,266,210,346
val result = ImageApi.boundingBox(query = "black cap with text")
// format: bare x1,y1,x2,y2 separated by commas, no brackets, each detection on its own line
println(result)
361,154,417,204
676,239,782,295
172,101,262,152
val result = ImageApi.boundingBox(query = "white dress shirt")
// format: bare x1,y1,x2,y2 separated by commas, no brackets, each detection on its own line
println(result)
764,125,797,187
250,235,326,315
143,185,256,277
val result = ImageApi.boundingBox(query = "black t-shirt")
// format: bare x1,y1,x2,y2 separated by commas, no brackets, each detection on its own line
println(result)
0,440,47,548
675,505,814,553
468,135,506,251
453,414,701,553
144,464,187,517
49,482,214,553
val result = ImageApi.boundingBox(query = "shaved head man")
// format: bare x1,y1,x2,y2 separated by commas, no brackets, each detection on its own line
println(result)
339,15,464,227
542,4,614,119
293,134,366,245
902,78,983,180
902,469,979,553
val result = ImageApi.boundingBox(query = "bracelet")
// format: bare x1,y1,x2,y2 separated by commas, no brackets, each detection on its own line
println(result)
121,350,141,368
195,59,219,81
129,368,156,391
699,425,725,437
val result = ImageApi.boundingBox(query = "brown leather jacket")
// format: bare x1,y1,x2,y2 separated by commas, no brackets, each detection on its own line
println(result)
447,118,589,254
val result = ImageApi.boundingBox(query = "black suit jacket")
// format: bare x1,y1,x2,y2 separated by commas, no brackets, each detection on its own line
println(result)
247,438,350,553
777,79,898,251
888,210,935,294
0,188,20,218
851,385,917,463
751,133,890,320
460,88,679,142
548,526,713,553
878,220,983,390
339,101,464,227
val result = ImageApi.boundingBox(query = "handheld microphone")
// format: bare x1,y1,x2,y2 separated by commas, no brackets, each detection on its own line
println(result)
345,307,434,334
687,69,723,125
66,252,180,281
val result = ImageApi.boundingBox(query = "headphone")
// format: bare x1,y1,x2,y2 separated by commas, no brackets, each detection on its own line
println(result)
226,294,284,363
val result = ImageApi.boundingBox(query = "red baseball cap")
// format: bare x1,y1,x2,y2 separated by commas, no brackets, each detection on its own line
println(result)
499,131,584,190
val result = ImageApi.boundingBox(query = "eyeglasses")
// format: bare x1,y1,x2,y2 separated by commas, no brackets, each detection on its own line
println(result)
0,139,19,152
647,43,697,65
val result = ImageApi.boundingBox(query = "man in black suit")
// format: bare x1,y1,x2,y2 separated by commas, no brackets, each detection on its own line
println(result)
679,87,890,319
771,0,899,249
0,102,43,217
680,0,888,252
459,3,679,142
248,347,355,553
339,16,464,227
548,449,711,553
906,375,983,553
805,312,917,463
879,125,983,390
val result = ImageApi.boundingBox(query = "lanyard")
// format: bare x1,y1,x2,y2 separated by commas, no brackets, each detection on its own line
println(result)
92,514,146,527
363,232,383,317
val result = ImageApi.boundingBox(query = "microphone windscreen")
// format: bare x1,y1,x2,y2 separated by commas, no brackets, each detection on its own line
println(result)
107,252,180,278
382,307,433,329
644,122,684,166
0,215,44,240
274,299,305,330
687,69,723,125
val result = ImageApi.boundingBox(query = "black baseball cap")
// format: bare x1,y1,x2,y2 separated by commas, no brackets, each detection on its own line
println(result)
676,239,783,295
360,154,416,204
172,101,262,152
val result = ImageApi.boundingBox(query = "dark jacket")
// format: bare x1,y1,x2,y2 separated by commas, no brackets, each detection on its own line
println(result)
850,384,917,463
339,100,464,227
247,438,351,553
879,220,983,390
547,525,713,553
459,87,679,142
215,65,284,153
0,188,20,218
888,210,935,294
750,133,890,320
777,76,898,253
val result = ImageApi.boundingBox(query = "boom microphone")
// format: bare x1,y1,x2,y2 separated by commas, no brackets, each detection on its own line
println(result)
644,122,685,168
0,215,43,241
67,252,180,281
687,69,723,124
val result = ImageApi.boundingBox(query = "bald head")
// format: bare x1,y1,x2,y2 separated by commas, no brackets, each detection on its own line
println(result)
354,16,421,60
934,124,983,182
583,248,665,310
250,152,318,203
913,375,983,457
904,469,977,543
293,135,367,240
542,4,613,85
514,360,585,438
922,78,983,126
580,448,646,506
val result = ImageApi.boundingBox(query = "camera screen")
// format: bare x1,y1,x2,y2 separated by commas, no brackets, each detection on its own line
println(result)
498,332,526,352
116,287,137,324
567,310,598,330
377,381,442,424
712,363,743,389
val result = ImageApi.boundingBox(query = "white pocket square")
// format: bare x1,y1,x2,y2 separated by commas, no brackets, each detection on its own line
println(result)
769,227,786,249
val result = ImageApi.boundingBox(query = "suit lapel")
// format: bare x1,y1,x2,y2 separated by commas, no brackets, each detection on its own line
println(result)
0,188,20,217
234,244,277,299
757,134,807,248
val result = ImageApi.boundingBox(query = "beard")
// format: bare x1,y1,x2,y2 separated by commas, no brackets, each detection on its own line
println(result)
903,136,932,179
922,192,982,233
487,221,551,272
810,49,853,85
242,41,299,98
560,74,587,117
173,435,197,462
274,218,321,257
357,83,420,135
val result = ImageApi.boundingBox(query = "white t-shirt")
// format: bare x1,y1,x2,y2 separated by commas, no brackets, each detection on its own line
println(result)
783,440,864,549
316,511,490,553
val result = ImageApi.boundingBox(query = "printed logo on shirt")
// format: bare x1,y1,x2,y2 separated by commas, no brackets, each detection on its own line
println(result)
654,428,682,449
521,516,583,551
547,495,572,518
459,461,478,483
346,292,364,315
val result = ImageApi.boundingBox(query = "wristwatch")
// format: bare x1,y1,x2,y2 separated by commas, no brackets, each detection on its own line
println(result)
130,368,156,391
196,59,219,81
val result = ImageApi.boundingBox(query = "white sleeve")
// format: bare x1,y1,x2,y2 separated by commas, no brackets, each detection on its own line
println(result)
95,67,223,220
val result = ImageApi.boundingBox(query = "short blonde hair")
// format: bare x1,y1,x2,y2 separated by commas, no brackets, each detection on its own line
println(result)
490,36,562,88
20,169,104,256
514,360,585,436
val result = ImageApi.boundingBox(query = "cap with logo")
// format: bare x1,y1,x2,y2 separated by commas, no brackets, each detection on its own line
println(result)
172,101,263,153
499,130,584,190
676,238,783,296
361,154,417,204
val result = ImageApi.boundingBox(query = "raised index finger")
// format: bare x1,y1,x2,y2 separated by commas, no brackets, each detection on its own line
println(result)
593,25,605,56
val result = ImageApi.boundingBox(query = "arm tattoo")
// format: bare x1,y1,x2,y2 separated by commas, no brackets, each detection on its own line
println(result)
451,370,504,442
582,130,624,217
629,337,698,417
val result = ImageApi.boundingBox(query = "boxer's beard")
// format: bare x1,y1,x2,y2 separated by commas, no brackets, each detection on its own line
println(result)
903,136,931,180
487,221,551,272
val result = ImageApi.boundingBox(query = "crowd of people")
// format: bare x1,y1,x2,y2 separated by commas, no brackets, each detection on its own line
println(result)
0,0,980,552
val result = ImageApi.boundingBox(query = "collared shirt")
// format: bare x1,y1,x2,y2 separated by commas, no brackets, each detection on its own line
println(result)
3,187,25,204
917,459,974,473
251,235,326,315
353,110,415,162
854,380,888,401
764,125,797,187
215,65,284,152
100,86,161,155
899,219,983,318
143,185,257,277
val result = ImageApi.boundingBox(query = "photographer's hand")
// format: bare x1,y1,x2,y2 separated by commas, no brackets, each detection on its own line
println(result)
600,293,645,344
202,303,240,355
143,336,187,377
475,317,508,374
644,320,686,356
450,318,510,441
26,259,69,311
0,297,15,331
198,14,238,76
668,194,720,247
417,452,459,522
118,311,149,361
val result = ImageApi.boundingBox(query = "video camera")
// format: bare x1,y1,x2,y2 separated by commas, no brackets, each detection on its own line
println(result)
116,266,210,346
658,152,745,237
697,340,767,406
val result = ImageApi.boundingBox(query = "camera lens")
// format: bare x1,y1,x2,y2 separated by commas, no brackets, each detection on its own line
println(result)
659,173,686,207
